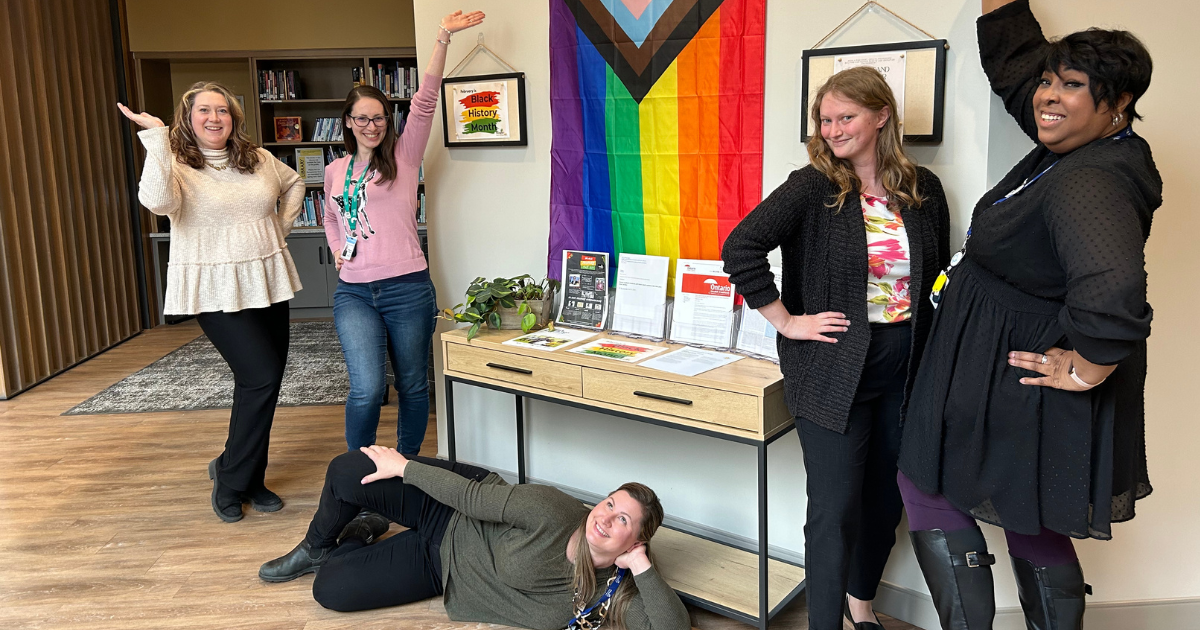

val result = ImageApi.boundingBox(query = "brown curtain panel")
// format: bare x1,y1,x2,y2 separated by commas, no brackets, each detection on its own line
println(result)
0,0,141,398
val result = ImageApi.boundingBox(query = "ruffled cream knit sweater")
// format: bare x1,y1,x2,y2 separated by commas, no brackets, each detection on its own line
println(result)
137,127,304,315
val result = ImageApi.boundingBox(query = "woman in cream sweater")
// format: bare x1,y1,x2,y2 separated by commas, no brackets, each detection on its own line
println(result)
119,82,304,523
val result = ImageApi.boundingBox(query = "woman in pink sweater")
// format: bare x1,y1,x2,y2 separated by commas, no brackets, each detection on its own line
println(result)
324,10,484,455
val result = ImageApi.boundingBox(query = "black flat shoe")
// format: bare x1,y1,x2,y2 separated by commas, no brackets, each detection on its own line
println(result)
337,511,391,545
845,597,886,630
242,486,283,512
209,458,243,523
258,540,333,582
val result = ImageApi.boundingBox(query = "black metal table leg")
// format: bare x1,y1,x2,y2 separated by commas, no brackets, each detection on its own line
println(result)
445,376,457,463
516,394,526,484
759,441,769,629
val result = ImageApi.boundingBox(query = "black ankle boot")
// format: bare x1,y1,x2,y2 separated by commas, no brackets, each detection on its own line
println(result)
337,511,391,545
208,458,243,523
259,540,333,582
909,528,996,629
1011,556,1088,630
242,485,283,513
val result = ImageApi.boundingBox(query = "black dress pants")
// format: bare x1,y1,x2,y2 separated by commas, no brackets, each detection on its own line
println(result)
796,322,910,630
304,451,492,612
197,300,289,492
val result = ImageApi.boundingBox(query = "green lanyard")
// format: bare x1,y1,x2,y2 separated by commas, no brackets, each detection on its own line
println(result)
342,156,371,234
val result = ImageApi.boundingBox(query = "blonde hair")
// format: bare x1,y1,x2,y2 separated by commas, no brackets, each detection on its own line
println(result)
570,483,665,630
169,81,261,174
806,66,922,210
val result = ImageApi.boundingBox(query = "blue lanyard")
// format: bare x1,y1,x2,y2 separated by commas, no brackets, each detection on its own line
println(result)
566,568,626,629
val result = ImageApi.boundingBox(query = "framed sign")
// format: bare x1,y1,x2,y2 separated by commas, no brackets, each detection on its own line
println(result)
801,39,947,143
440,72,528,147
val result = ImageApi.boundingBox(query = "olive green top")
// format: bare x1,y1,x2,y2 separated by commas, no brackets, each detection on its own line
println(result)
404,462,690,630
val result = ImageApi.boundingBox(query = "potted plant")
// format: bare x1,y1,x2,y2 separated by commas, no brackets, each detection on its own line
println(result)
440,275,560,340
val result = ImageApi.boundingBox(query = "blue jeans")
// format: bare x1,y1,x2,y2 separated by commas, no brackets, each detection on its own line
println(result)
333,278,436,455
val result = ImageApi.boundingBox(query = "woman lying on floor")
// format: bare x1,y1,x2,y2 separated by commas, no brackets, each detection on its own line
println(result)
260,447,690,630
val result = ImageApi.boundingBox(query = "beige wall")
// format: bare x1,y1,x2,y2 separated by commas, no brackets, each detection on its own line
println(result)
125,0,415,52
415,0,1198,627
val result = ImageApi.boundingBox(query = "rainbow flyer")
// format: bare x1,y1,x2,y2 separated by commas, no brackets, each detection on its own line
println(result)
567,338,669,363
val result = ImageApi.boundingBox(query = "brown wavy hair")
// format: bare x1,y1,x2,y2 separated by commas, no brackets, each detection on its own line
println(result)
169,81,261,174
806,66,922,210
569,483,665,630
341,85,398,186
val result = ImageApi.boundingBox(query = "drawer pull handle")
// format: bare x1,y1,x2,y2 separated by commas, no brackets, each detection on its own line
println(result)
634,391,693,406
486,362,533,375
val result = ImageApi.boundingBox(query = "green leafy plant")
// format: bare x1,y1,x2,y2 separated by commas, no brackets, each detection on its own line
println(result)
440,275,560,340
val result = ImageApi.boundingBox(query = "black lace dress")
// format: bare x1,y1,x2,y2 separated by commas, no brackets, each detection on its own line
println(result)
897,0,1161,540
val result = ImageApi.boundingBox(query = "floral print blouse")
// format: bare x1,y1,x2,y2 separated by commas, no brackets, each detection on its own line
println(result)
861,194,912,323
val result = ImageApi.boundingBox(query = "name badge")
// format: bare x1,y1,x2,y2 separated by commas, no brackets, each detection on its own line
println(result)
341,235,358,260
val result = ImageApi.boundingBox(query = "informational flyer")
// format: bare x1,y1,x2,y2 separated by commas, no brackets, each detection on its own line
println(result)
669,259,735,348
734,267,782,360
556,250,610,330
611,253,670,339
501,328,596,351
567,338,669,363
640,347,744,377
451,81,510,141
834,50,906,121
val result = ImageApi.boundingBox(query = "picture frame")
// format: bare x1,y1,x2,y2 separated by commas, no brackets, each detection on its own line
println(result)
801,39,948,143
440,72,528,147
274,116,302,142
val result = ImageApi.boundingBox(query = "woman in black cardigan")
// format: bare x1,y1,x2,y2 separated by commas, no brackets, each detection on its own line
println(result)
723,67,950,630
897,1,1159,629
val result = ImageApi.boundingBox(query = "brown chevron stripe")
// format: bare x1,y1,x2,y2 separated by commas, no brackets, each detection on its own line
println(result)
577,0,701,75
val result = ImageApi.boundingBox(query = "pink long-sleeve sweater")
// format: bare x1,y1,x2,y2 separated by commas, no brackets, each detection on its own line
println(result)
323,73,441,283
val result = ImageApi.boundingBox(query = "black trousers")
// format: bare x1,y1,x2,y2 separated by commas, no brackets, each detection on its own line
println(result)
304,451,492,612
197,300,289,492
797,322,910,630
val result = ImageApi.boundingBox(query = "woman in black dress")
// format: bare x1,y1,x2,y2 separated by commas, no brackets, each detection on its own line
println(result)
724,67,950,630
897,1,1159,628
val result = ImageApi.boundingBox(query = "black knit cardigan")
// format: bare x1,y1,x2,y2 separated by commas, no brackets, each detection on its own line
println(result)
722,166,950,433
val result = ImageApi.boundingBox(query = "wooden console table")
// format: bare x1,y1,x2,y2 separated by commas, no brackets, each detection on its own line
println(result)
440,328,805,628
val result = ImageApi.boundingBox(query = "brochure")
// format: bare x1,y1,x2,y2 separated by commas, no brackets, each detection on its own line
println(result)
669,259,735,348
640,347,744,377
501,328,597,351
734,266,782,360
555,250,610,330
566,338,669,363
611,253,670,338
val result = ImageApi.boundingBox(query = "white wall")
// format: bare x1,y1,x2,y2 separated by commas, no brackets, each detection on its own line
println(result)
416,0,1200,626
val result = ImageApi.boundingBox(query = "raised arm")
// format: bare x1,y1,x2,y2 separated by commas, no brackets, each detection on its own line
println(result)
977,0,1049,141
395,10,485,166
119,104,183,218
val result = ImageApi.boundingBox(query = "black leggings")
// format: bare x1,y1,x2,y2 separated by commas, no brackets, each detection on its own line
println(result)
304,451,492,612
197,300,289,492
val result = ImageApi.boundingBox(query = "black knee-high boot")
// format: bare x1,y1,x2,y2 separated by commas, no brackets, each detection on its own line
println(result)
1011,556,1088,630
910,528,997,629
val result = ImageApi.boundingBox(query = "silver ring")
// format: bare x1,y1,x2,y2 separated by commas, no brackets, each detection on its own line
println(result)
1040,354,1049,365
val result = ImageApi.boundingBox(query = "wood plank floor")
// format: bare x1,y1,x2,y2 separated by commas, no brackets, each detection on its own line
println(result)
0,321,918,630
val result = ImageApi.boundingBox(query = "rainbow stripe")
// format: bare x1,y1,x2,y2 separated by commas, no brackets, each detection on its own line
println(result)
549,0,765,290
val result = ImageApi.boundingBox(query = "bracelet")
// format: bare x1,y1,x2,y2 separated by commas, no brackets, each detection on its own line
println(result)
1069,366,1104,389
439,24,452,36
436,37,450,45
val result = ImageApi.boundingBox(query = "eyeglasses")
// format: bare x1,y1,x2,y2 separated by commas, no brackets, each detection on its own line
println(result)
350,115,388,128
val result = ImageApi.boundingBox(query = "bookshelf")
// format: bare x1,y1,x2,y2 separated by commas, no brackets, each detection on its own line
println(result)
133,48,431,321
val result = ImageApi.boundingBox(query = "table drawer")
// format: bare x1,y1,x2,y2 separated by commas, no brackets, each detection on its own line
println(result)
582,368,760,431
446,344,582,396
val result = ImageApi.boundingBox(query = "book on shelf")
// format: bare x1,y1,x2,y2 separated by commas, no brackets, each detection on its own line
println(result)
416,191,426,224
354,62,419,98
295,148,326,185
259,70,299,100
274,116,302,142
294,190,328,228
308,117,345,142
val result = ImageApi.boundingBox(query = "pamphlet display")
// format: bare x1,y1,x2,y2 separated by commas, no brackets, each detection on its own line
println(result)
734,266,782,361
567,338,669,363
501,328,596,351
669,259,735,348
555,250,610,330
640,347,744,377
611,253,670,339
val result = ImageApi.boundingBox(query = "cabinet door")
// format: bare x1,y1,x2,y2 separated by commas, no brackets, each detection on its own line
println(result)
287,237,330,308
325,244,341,304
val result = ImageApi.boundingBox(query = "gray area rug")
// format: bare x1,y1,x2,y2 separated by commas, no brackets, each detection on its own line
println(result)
64,321,348,415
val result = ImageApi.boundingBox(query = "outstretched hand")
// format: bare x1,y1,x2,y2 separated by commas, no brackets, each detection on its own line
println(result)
117,103,165,130
359,445,410,484
614,542,652,575
441,10,485,34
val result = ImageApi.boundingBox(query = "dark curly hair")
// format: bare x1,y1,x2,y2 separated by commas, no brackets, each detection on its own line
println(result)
1043,28,1153,121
